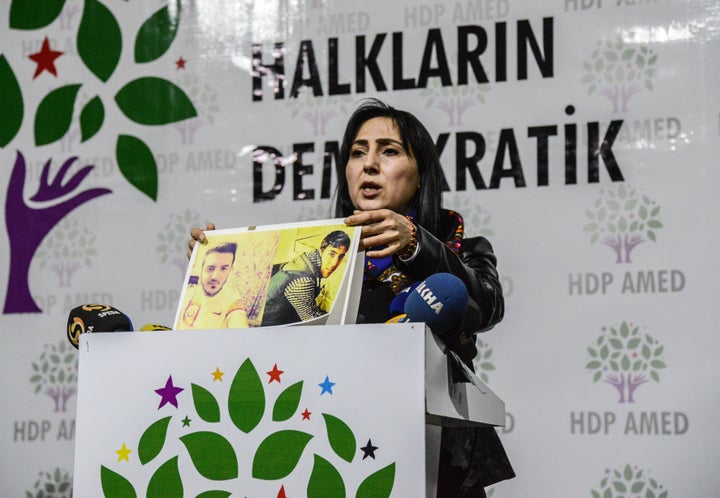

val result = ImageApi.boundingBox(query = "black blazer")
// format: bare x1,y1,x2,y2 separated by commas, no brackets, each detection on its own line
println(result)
357,209,515,493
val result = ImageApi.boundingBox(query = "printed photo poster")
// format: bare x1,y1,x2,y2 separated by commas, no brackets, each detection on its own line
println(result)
174,219,362,330
73,324,428,497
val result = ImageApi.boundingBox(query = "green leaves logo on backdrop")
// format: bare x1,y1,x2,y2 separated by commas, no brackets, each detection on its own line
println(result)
3,0,196,201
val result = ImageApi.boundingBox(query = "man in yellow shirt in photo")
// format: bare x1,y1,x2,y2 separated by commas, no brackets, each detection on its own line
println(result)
178,242,249,330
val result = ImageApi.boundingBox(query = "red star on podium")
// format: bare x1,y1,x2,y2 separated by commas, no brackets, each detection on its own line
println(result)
29,37,63,79
267,363,284,383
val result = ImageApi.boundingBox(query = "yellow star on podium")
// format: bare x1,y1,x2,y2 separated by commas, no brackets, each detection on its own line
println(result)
212,367,224,381
115,443,132,462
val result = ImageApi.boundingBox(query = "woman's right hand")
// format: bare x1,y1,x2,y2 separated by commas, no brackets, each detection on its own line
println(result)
187,222,216,259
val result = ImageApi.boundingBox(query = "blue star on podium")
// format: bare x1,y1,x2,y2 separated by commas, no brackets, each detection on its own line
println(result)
318,375,336,395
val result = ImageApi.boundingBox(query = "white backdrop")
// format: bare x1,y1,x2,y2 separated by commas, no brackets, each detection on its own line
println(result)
1,0,719,496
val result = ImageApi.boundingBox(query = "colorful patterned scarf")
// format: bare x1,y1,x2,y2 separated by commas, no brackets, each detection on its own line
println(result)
364,210,465,294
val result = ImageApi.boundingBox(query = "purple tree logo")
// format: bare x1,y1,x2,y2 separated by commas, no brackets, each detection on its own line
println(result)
26,467,73,498
30,340,78,412
288,93,351,136
35,216,97,287
157,209,205,273
581,37,658,113
421,80,490,126
584,184,663,263
1,0,197,313
591,464,668,498
586,322,667,404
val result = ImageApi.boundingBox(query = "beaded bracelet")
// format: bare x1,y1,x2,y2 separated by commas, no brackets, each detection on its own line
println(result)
397,218,418,260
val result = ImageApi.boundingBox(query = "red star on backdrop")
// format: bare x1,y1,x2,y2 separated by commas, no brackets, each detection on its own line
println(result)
301,408,311,420
29,37,63,79
266,363,284,383
175,56,186,69
277,485,288,498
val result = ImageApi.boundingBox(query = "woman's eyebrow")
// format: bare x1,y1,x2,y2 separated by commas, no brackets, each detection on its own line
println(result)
351,138,404,147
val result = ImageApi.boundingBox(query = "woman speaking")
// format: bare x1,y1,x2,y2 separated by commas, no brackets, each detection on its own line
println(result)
189,99,514,496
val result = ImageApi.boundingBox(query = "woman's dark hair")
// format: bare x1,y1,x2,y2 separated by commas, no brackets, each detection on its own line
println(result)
334,99,443,236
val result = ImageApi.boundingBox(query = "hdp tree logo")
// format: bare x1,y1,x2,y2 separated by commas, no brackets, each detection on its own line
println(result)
473,337,496,384
288,93,352,136
1,0,197,313
421,79,490,127
157,209,205,273
173,73,220,145
101,359,395,497
442,193,495,239
586,322,667,403
30,340,78,412
26,467,73,498
584,184,663,263
591,464,668,498
35,216,97,287
581,37,658,113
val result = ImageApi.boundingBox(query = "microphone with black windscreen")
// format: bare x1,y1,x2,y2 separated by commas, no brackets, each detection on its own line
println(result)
66,304,133,349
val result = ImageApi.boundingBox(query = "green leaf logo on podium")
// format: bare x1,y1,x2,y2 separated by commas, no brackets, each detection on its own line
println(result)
100,358,397,497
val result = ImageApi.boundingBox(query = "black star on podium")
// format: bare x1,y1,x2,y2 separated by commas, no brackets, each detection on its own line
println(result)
360,438,378,460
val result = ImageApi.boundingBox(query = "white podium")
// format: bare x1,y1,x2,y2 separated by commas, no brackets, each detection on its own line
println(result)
73,323,505,497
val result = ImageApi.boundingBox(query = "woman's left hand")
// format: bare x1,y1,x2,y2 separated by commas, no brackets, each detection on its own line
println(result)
344,209,415,258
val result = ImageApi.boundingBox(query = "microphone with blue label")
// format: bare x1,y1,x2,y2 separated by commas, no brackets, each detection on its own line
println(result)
386,273,469,336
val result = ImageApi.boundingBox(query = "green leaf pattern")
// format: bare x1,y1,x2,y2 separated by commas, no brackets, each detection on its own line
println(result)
0,55,23,147
179,431,239,480
100,466,137,498
34,84,81,146
135,1,182,63
115,77,197,125
228,358,265,433
138,416,172,465
192,383,221,423
9,0,66,29
356,463,396,498
99,358,396,495
307,454,345,498
77,0,122,82
272,381,303,421
252,430,313,480
323,413,356,463
5,0,197,201
147,457,183,498
116,134,159,201
80,96,105,142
